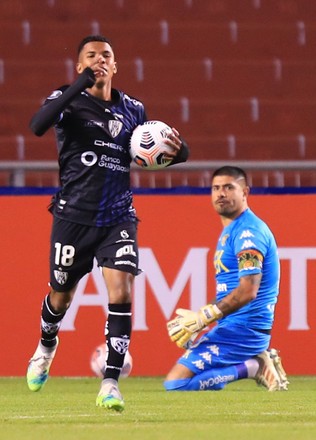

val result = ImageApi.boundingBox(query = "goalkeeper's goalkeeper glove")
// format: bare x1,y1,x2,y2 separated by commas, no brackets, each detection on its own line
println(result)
167,304,223,349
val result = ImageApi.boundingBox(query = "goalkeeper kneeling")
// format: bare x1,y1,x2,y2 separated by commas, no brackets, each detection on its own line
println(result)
164,166,289,392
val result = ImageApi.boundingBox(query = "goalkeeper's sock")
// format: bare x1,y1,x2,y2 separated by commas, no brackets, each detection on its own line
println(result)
164,365,240,391
235,362,249,379
244,358,260,378
103,303,132,381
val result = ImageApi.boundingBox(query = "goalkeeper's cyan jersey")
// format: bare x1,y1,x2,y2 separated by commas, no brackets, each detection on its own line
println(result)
214,208,280,330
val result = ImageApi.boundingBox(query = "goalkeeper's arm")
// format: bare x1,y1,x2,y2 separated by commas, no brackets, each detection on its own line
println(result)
167,273,262,348
217,273,262,315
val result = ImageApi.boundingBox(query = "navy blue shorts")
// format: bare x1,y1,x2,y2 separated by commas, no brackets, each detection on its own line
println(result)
49,217,139,291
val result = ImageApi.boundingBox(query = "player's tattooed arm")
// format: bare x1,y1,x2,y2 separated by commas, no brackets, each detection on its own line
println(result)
216,273,262,316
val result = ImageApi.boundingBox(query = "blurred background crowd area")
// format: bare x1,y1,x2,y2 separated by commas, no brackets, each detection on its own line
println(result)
1,0,316,188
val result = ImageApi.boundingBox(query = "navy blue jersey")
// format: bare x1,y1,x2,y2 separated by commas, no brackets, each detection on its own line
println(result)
45,87,147,226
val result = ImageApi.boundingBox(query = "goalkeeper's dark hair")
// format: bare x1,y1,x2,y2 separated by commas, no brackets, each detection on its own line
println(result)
77,35,113,55
212,166,249,186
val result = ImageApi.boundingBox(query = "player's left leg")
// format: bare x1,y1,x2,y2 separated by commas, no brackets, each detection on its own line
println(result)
95,221,139,412
96,268,134,412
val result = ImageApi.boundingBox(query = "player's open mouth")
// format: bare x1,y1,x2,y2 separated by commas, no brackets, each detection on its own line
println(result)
96,68,107,76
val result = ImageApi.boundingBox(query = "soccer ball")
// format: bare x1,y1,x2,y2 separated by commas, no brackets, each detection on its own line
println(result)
90,343,133,378
129,120,174,170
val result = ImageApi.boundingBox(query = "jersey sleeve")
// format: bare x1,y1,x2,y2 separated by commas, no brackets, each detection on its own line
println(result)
232,225,268,278
29,67,96,136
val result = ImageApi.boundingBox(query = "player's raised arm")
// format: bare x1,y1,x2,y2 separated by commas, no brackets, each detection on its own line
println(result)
29,67,96,136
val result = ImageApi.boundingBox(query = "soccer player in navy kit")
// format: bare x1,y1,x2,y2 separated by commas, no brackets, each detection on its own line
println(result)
26,35,189,411
165,166,289,392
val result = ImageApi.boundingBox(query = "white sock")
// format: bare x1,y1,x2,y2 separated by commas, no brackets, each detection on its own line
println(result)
244,358,260,378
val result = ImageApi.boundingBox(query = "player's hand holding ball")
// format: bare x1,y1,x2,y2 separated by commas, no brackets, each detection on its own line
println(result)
162,127,182,160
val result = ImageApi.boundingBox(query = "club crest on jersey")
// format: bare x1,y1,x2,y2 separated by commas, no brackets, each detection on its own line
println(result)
54,270,68,285
108,120,123,138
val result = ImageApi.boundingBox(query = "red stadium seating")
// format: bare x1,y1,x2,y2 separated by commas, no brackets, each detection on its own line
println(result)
1,0,316,186
146,98,316,137
0,134,57,160
181,135,316,162
116,59,316,101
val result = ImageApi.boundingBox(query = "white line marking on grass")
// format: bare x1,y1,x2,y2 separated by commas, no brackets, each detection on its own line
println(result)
8,414,93,420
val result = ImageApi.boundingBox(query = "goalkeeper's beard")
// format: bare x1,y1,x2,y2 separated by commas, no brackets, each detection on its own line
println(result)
214,200,239,218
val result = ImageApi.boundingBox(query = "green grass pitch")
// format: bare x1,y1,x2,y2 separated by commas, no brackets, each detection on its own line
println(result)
1,377,316,440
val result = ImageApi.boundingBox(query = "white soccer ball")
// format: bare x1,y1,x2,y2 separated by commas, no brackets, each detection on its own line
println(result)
90,343,133,378
129,120,174,170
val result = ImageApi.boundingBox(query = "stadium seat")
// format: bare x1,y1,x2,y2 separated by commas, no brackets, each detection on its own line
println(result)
234,22,316,60
0,0,32,20
301,136,316,159
207,60,316,99
23,135,58,161
248,169,316,188
175,135,241,161
141,21,316,60
0,99,40,135
0,135,24,160
11,20,314,62
1,0,316,187
25,136,57,161
123,59,280,101
118,58,316,102
0,21,167,60
169,0,316,23
1,60,73,99
186,98,316,137
22,171,59,187
23,0,315,25
0,171,11,186
145,97,316,145
278,61,316,98
228,135,309,161
0,134,57,160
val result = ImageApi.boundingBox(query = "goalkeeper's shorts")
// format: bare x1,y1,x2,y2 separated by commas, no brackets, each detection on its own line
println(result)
178,323,271,375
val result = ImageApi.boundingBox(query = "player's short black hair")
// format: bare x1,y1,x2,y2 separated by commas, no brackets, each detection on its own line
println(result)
212,166,248,186
77,35,113,55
